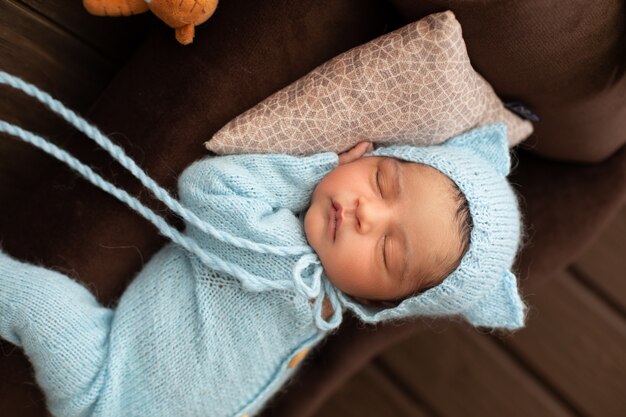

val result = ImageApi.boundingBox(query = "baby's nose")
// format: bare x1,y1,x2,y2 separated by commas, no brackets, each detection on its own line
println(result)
355,198,388,234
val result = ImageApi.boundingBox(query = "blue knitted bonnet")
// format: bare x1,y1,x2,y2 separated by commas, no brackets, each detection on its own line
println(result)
337,123,526,329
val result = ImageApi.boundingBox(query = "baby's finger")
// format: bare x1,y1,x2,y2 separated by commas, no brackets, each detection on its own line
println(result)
338,141,373,164
354,141,373,157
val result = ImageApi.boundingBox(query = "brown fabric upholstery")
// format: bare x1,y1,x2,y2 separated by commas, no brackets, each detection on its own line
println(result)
512,147,626,290
1,0,625,416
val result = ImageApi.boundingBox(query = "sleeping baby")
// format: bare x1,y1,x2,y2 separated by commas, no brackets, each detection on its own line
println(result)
0,73,526,417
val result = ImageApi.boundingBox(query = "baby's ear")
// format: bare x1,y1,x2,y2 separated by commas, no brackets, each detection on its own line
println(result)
462,270,526,330
445,123,511,176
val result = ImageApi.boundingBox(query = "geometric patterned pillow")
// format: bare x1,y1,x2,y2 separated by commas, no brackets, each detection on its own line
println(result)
206,11,532,155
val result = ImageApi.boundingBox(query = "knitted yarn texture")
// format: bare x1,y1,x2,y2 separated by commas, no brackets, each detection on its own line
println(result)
0,71,526,417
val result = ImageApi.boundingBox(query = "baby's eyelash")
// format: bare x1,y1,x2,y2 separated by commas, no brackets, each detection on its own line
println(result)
376,169,383,196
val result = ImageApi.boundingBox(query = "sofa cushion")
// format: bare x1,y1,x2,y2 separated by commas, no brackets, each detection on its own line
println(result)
206,11,531,156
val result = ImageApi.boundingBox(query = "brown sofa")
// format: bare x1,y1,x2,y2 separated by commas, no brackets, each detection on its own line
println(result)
1,0,625,416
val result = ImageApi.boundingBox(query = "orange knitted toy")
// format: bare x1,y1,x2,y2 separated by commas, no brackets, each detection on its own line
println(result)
83,0,218,45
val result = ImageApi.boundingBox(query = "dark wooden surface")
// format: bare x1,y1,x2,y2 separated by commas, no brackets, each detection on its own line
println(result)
0,1,624,416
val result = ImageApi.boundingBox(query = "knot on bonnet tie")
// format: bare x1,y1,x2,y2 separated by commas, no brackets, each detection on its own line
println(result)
0,71,342,332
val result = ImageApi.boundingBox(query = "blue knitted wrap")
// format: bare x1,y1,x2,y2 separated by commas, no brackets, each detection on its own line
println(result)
0,152,341,417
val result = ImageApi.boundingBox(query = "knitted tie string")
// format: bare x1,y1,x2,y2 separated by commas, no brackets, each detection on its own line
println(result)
291,254,323,299
291,254,343,331
314,279,343,330
0,71,312,258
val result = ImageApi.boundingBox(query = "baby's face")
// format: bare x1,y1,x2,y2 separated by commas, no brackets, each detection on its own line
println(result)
304,156,463,302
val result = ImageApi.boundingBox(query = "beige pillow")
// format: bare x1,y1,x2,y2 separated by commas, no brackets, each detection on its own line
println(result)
205,11,532,155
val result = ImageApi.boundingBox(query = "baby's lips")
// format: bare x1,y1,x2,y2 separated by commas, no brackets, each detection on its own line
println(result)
333,201,344,239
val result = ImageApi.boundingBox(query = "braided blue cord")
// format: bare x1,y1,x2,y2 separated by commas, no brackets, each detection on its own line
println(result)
0,71,311,257
0,121,296,293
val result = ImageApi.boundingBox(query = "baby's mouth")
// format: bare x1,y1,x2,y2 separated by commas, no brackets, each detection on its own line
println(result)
331,201,343,241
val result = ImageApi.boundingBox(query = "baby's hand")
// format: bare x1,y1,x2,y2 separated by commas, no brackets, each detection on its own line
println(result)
338,141,374,165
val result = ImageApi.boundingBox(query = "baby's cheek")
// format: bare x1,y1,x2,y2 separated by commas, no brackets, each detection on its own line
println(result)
324,243,372,294
303,204,324,249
